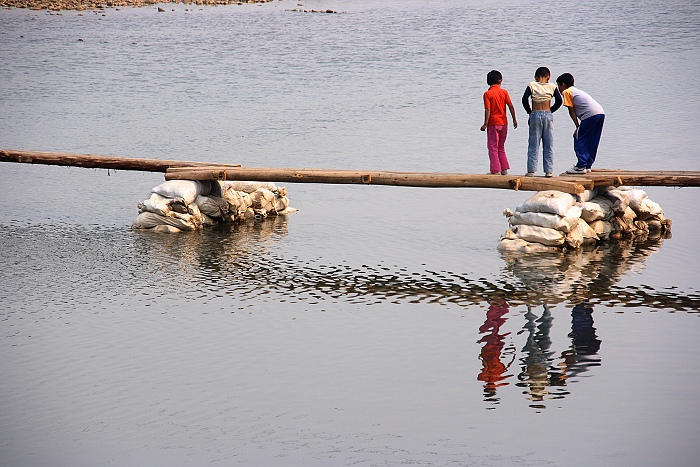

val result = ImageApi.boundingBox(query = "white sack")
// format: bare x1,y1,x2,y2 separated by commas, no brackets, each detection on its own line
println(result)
516,190,576,217
250,188,290,214
152,180,211,204
565,218,599,249
219,180,279,194
194,195,229,220
497,236,561,253
580,197,614,223
588,219,613,241
131,211,198,231
603,188,631,215
138,192,188,217
512,224,566,246
509,205,581,233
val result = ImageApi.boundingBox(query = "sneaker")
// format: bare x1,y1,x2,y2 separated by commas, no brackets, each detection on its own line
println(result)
525,172,535,177
545,172,553,178
501,170,508,175
566,166,586,174
586,168,592,173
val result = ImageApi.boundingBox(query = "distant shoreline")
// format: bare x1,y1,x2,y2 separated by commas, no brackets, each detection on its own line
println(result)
1,0,277,12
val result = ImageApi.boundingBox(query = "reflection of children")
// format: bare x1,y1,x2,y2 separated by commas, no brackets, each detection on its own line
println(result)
481,70,518,175
477,301,512,401
522,67,562,177
556,73,605,174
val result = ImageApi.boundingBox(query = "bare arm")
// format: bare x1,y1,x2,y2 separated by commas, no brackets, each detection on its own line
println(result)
480,108,490,131
568,106,579,136
508,102,518,129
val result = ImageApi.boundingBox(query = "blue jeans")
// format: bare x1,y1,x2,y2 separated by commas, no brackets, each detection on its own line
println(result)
574,113,605,169
527,111,554,174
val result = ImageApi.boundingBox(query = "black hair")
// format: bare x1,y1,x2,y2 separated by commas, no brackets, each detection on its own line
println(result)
535,67,550,79
487,70,502,86
556,73,575,87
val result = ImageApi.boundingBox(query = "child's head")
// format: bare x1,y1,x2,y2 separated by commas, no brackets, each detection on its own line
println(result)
535,67,551,79
556,73,575,88
487,70,502,86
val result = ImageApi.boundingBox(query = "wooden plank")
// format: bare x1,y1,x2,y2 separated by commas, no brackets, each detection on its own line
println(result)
0,149,241,172
165,167,588,194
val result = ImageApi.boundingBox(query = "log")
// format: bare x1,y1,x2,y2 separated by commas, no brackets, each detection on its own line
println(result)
0,149,241,172
165,167,589,194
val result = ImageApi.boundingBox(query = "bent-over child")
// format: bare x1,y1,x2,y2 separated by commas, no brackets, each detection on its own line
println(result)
481,70,518,175
522,67,562,177
556,73,605,174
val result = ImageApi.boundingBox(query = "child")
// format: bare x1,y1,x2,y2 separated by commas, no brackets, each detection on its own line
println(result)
555,73,605,174
481,70,518,175
522,67,562,177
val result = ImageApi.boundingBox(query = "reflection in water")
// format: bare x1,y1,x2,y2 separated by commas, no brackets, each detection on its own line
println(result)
477,301,515,407
560,302,602,383
493,302,601,410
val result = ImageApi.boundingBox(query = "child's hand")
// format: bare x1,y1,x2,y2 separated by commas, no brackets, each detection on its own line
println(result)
480,124,487,131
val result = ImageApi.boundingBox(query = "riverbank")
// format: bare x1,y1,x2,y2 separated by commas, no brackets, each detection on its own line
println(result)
1,0,274,11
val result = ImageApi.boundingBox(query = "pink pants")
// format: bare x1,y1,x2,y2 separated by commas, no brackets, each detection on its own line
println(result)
487,125,510,173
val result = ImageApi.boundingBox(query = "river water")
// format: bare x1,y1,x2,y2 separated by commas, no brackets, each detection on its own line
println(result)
1,0,699,465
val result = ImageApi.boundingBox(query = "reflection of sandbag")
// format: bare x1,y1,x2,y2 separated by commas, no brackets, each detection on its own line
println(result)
509,205,581,233
131,211,199,231
512,224,566,246
152,180,211,204
580,197,614,223
194,195,229,220
250,188,290,214
517,190,576,217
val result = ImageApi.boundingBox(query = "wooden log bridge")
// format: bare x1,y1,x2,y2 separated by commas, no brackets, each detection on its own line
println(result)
2,149,700,195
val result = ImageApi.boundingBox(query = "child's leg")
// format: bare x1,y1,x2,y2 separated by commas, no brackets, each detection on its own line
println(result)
542,112,554,174
527,113,542,173
496,125,509,170
586,114,605,168
573,119,592,169
487,126,501,173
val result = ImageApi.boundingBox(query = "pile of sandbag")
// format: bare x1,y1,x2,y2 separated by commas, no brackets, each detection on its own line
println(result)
498,186,671,253
132,179,294,233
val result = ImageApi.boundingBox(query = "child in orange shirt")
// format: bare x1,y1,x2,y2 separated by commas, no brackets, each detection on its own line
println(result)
481,70,518,175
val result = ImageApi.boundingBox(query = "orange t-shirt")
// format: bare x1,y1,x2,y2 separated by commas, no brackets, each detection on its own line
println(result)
483,84,512,126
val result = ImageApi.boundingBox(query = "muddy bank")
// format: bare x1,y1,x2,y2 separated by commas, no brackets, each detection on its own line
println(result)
1,0,275,11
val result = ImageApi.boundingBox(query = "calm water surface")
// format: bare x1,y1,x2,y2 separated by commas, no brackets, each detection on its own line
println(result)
1,0,699,465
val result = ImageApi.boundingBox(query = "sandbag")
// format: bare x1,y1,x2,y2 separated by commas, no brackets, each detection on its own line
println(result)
580,197,614,223
617,187,648,213
194,195,229,220
603,188,631,215
217,180,279,195
152,180,211,204
512,224,566,246
497,237,561,253
516,190,576,217
250,188,290,214
635,198,665,221
138,192,189,217
509,205,581,233
565,218,599,249
131,211,199,231
588,219,613,241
